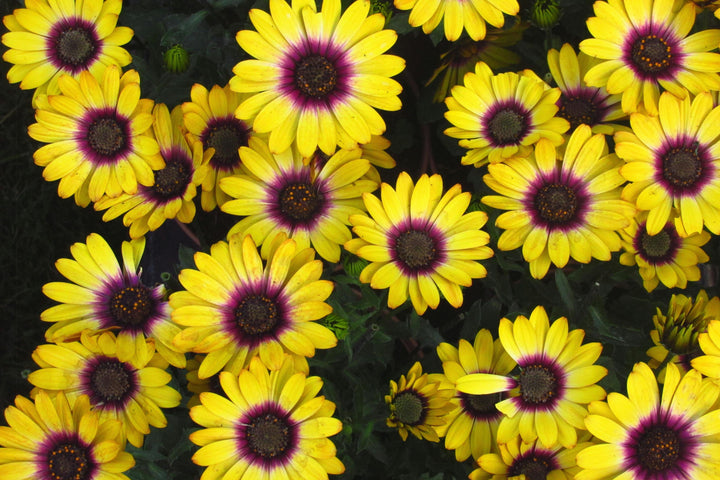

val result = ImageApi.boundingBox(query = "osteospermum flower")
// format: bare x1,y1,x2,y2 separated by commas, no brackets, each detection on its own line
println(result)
41,233,185,368
0,391,134,479
182,83,254,211
579,0,720,115
393,0,518,42
171,234,338,377
457,306,608,449
189,356,345,479
231,0,405,158
444,61,570,168
95,103,210,238
648,291,718,381
220,137,378,263
436,329,516,461
617,91,720,236
576,362,720,480
1,0,133,106
469,434,593,480
482,125,636,279
27,331,182,448
547,43,626,135
385,361,454,442
28,65,163,207
619,210,710,292
345,172,494,315
691,319,720,380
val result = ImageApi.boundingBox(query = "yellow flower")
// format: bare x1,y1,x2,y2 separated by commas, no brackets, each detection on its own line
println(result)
691,319,720,380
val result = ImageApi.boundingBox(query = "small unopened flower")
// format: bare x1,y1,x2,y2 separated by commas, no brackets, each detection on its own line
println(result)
163,44,190,73
529,0,562,30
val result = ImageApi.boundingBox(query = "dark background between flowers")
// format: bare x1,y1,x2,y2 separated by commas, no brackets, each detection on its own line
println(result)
2,0,720,478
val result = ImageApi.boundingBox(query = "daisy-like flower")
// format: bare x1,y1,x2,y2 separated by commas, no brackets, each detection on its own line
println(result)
345,172,494,315
171,234,338,377
182,83,254,211
0,391,134,479
436,329,516,461
230,0,405,158
482,124,636,279
426,23,527,103
95,103,210,238
1,0,133,106
469,434,593,480
189,355,345,479
27,331,182,448
28,65,163,207
547,43,626,135
393,0,519,42
41,232,186,368
220,137,378,263
648,291,718,381
444,61,570,168
576,362,720,480
579,0,720,115
617,91,720,236
385,361,454,442
691,319,720,380
619,210,710,292
457,306,608,449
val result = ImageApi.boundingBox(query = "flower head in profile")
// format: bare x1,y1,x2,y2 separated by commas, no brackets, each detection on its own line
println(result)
576,362,720,480
444,61,569,168
41,233,185,368
648,291,718,381
27,331,181,448
617,91,720,236
0,391,134,480
171,234,337,377
189,355,345,479
436,329,516,461
220,137,378,263
619,210,710,292
345,172,494,315
393,0,519,42
579,0,720,115
231,0,405,158
547,43,626,135
28,65,163,207
457,306,608,449
182,83,254,211
95,103,209,238
386,361,454,442
482,124,636,279
2,0,133,106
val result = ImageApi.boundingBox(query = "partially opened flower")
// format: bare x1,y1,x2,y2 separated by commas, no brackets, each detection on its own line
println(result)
220,137,378,263
28,65,163,207
393,0,519,42
41,233,185,368
231,0,405,157
182,83,254,211
386,361,454,442
436,329,516,461
579,0,720,115
1,0,133,106
171,234,337,377
444,61,569,168
457,306,608,449
482,124,635,279
691,319,720,380
576,362,720,480
617,91,720,236
0,391,134,479
345,172,494,315
95,103,209,238
27,331,181,448
189,356,345,479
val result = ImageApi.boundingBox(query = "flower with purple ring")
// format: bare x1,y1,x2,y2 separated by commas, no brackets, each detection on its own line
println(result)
457,306,608,449
577,362,720,480
235,402,298,469
230,0,405,158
